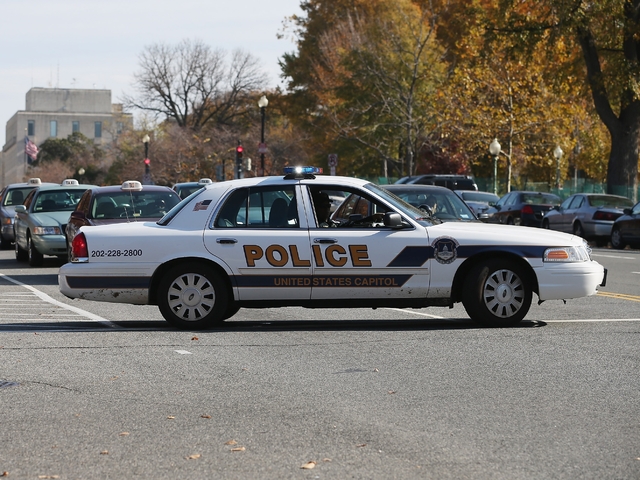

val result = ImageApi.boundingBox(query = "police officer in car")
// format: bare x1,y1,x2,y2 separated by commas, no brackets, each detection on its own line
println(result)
312,191,338,227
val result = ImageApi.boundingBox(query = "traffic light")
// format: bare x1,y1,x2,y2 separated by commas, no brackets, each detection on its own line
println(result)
144,157,150,174
235,144,244,179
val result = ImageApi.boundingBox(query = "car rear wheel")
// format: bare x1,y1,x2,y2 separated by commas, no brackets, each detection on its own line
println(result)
158,263,228,330
15,235,27,261
542,219,550,229
610,226,626,249
573,222,584,238
462,259,532,327
27,234,44,267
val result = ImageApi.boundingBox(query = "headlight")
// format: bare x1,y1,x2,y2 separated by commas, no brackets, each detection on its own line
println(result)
32,226,62,235
544,244,591,262
2,217,12,225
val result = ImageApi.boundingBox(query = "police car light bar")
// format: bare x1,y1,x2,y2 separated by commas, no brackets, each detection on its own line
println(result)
283,166,323,175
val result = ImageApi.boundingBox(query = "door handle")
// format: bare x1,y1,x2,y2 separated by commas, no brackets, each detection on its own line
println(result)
314,238,337,244
216,238,238,244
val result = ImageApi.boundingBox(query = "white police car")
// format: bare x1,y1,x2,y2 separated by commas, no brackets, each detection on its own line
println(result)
59,167,606,330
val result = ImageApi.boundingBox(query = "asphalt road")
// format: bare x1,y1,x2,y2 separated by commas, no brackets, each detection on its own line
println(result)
0,248,638,479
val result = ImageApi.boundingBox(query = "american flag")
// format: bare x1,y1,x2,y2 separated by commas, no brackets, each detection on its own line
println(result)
193,200,212,211
24,136,39,162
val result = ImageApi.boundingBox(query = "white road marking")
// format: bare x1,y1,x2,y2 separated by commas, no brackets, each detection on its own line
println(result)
384,307,444,319
591,253,637,260
175,350,192,355
633,272,640,275
545,318,640,323
0,273,119,328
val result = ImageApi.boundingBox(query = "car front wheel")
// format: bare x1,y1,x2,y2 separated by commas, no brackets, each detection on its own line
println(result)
610,226,626,249
27,234,44,267
158,263,228,330
542,219,550,229
15,234,28,261
462,259,532,327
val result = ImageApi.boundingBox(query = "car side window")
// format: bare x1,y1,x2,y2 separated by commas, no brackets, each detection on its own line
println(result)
215,186,298,229
560,197,573,209
568,196,583,209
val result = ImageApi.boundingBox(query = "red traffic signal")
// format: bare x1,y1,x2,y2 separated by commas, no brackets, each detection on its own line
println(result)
236,145,244,158
144,158,151,165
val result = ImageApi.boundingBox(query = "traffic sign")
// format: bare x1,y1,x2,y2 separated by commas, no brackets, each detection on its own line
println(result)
258,143,268,154
328,153,338,167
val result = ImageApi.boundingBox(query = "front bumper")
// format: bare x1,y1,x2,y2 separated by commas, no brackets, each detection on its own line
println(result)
536,260,606,300
31,234,68,256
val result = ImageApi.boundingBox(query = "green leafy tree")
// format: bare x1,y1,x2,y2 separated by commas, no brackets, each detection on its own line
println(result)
493,0,640,197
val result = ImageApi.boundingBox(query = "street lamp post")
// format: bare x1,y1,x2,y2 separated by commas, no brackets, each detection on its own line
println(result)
554,145,563,191
258,95,268,176
489,138,501,195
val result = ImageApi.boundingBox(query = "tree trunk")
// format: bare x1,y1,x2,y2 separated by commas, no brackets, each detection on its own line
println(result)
608,118,640,200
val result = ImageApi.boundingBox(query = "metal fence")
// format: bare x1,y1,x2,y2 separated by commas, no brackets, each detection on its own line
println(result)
373,176,639,201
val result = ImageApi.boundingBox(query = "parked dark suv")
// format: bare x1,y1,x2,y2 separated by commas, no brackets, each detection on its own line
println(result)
395,174,478,191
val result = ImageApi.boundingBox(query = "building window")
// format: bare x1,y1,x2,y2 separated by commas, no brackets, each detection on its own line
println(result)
72,121,79,133
95,121,102,138
27,120,35,136
116,122,123,134
50,120,57,137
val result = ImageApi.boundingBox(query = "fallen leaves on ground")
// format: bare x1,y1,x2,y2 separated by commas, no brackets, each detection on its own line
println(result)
100,450,109,455
300,461,316,469
200,414,211,419
167,416,175,420
191,336,199,341
225,440,237,445
119,432,130,436
187,454,201,460
356,443,367,448
1,472,8,477
231,446,246,452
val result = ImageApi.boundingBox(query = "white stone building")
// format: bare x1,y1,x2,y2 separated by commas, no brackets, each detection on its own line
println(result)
1,87,132,188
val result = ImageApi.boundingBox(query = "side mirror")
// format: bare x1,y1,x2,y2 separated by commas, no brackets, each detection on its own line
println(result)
383,212,403,228
14,205,26,214
623,208,632,215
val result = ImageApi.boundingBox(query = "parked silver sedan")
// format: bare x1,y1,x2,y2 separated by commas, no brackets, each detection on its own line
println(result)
542,193,634,246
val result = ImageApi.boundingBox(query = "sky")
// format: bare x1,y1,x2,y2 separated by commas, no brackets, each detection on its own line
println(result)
0,0,304,147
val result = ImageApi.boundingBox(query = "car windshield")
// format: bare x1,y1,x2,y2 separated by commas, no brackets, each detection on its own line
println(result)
460,191,499,204
364,183,450,226
379,185,478,223
3,187,34,206
92,190,181,219
34,189,88,212
588,195,634,208
521,193,561,205
158,188,207,225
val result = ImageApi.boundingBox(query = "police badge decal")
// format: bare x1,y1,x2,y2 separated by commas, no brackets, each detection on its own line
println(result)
432,236,459,264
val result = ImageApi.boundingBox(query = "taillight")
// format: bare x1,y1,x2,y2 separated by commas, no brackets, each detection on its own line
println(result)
71,232,89,259
521,205,534,215
592,211,620,221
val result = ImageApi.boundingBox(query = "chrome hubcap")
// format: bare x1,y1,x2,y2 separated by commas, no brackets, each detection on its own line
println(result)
167,273,215,321
483,269,524,318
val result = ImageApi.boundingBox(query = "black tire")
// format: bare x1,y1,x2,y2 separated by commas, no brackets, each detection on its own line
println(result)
0,234,10,250
542,219,550,229
158,263,228,330
222,302,241,320
573,222,584,238
610,226,626,250
15,235,28,261
462,259,532,327
27,234,44,267
506,217,515,225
